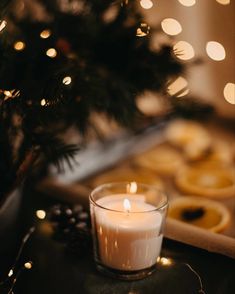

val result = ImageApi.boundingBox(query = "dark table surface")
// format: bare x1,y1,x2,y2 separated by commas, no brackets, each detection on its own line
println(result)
1,187,235,294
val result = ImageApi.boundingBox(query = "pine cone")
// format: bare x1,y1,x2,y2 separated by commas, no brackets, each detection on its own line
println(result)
48,203,92,255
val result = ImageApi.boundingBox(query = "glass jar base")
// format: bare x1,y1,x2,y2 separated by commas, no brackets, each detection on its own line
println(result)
96,263,156,280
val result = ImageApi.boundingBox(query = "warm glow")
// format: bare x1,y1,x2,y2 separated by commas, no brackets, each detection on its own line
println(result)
168,76,189,96
127,182,138,194
40,29,51,39
62,76,72,85
136,23,150,37
0,20,7,32
4,90,12,97
223,83,235,104
159,257,173,266
8,269,13,277
206,41,226,61
216,0,230,5
14,41,25,51
174,41,195,60
46,48,57,58
123,198,131,212
36,210,46,219
178,0,196,7
177,88,190,97
140,0,153,9
40,99,46,106
24,262,33,269
161,18,182,36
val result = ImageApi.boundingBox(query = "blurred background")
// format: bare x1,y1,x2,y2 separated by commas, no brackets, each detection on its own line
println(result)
141,0,235,118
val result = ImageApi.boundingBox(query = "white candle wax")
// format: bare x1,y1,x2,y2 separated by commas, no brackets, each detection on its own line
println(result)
94,194,163,271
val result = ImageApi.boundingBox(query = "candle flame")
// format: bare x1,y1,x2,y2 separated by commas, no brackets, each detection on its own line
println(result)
123,198,131,212
127,182,137,194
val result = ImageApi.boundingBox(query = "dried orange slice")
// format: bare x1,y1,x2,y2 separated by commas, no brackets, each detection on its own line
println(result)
165,119,211,160
168,196,230,233
175,167,235,198
134,145,184,176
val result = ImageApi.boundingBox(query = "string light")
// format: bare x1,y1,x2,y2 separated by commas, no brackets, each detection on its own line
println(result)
223,83,235,104
178,0,196,7
206,41,226,61
161,18,182,36
136,23,150,37
46,48,57,58
0,20,7,32
158,257,173,266
4,90,12,97
40,29,51,39
8,269,14,277
24,261,33,269
40,99,46,106
173,41,195,60
14,41,25,51
62,76,72,85
140,0,153,9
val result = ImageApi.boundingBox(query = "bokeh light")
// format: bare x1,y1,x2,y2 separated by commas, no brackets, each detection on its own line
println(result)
178,0,196,7
36,210,46,219
40,99,46,106
206,41,226,61
46,48,57,58
161,18,182,36
158,257,173,266
62,76,72,85
14,41,25,51
174,41,195,60
216,0,230,5
140,0,153,9
168,76,189,97
223,83,235,104
136,23,150,37
24,262,33,269
40,29,51,39
0,20,7,32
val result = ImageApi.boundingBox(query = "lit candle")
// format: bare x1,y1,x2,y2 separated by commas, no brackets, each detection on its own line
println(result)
90,183,167,275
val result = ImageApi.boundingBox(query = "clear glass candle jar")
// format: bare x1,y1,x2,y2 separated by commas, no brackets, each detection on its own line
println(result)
89,182,168,280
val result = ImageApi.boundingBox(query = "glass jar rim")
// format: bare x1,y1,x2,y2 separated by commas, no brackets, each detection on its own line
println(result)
89,182,168,213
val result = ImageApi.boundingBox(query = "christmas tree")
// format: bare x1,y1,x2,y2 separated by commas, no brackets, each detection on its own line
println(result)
0,0,184,199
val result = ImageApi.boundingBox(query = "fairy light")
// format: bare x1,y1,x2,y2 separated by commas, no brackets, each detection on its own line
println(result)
161,18,182,36
173,41,195,60
178,0,196,7
223,83,235,104
136,23,150,37
40,99,46,106
140,0,153,9
36,210,46,219
40,29,51,39
14,41,25,51
62,76,72,85
158,257,173,266
206,41,226,61
24,261,33,269
4,90,12,97
8,269,14,277
46,48,57,58
0,20,7,32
